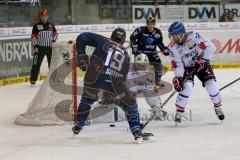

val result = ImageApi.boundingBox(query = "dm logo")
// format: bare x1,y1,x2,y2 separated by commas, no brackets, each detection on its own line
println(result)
188,7,217,19
133,6,161,22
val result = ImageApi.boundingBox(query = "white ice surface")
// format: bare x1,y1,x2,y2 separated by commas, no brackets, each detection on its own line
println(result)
0,69,240,160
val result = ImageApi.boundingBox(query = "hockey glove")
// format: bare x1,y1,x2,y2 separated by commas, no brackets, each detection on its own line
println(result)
132,45,139,56
78,54,89,71
195,56,208,72
172,77,183,92
162,48,170,56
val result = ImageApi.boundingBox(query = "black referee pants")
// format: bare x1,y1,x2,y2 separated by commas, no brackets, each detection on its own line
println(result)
30,46,52,83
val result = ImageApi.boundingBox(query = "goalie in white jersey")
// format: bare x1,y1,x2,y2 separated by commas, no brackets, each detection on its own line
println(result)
127,53,166,120
168,22,225,125
94,53,166,121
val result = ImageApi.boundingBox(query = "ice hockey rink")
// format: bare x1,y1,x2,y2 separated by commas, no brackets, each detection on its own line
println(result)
0,69,239,160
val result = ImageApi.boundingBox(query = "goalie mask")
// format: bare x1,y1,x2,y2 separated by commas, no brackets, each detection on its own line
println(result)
134,53,149,71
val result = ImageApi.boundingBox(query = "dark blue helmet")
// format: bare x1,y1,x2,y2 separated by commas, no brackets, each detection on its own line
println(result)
111,27,126,43
168,22,186,36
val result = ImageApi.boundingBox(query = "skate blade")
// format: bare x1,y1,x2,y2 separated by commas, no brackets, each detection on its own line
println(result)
134,137,143,144
174,121,180,128
72,133,79,139
143,136,155,142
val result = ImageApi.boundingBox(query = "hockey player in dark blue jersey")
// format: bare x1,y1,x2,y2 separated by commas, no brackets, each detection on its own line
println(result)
72,28,153,143
130,17,169,86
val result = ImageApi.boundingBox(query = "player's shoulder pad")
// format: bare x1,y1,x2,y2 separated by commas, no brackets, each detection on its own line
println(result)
136,26,145,33
186,31,201,42
186,31,194,36
192,31,202,40
154,27,162,33
153,28,162,39
132,26,143,37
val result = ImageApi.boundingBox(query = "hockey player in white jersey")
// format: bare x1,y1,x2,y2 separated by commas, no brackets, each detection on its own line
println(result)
167,22,225,125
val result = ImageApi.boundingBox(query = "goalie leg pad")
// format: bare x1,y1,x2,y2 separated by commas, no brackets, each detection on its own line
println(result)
143,90,161,108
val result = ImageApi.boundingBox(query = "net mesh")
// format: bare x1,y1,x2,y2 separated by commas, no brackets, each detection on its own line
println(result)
15,42,76,126
15,42,121,126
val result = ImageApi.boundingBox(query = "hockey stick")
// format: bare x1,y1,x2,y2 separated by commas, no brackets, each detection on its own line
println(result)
140,68,197,131
219,77,240,91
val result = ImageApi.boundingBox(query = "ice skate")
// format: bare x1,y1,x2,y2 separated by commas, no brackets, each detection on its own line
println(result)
30,81,36,87
133,130,154,144
72,125,82,136
174,111,183,127
214,106,225,121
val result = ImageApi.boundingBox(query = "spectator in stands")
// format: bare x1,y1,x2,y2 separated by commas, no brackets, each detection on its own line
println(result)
62,14,74,25
219,11,235,22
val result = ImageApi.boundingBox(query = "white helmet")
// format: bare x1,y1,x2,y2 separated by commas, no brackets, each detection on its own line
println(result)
134,53,149,64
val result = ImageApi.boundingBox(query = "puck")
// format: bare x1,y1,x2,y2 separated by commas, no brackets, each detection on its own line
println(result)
110,124,115,127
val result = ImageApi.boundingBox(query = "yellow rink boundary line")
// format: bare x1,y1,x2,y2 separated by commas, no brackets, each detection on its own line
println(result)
0,63,240,87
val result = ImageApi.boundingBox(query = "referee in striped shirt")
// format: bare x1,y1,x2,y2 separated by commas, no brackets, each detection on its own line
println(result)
30,9,58,86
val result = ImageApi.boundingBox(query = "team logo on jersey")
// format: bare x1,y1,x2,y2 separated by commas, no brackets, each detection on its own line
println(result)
187,40,196,50
49,24,52,28
154,34,160,38
37,25,43,30
147,38,154,44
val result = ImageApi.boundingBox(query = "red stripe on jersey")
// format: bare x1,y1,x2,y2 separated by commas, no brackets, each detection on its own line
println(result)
171,60,177,69
198,42,206,50
31,34,38,39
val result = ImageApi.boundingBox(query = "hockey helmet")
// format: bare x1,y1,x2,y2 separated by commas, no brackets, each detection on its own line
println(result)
168,22,186,37
111,27,126,43
135,53,149,64
134,53,149,71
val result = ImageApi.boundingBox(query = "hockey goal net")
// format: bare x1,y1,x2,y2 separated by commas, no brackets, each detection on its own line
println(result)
15,41,121,126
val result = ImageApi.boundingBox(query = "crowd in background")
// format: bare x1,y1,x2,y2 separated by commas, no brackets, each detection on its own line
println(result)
0,0,239,28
